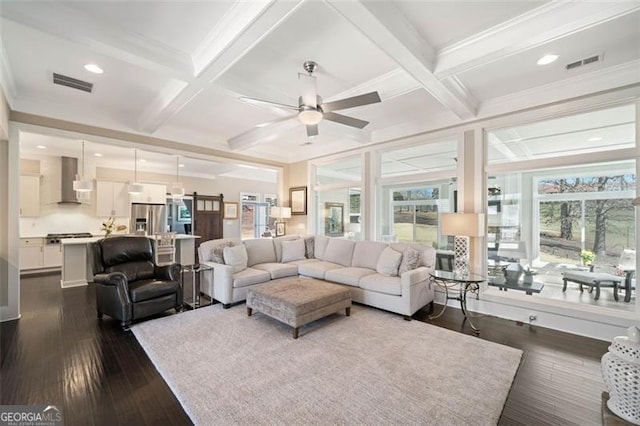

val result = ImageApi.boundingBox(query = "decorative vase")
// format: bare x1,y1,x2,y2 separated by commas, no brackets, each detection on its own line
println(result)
601,325,640,424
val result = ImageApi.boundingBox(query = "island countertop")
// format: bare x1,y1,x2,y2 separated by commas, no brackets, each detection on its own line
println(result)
60,234,200,245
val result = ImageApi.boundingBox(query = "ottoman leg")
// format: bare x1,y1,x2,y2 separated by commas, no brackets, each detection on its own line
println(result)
293,327,299,339
247,307,252,316
346,307,351,316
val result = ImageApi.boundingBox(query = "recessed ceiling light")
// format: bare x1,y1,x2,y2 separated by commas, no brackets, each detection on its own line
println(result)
537,54,559,65
94,153,103,157
139,159,146,163
588,137,603,142
179,164,185,168
37,145,47,149
84,64,103,74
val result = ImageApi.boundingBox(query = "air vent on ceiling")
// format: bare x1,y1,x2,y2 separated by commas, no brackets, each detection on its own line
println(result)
52,73,93,93
565,54,602,71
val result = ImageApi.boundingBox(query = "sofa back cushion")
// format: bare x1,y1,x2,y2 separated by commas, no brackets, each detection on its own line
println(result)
224,244,248,273
352,241,388,270
244,238,277,267
273,235,300,262
281,239,306,263
314,235,330,260
376,246,403,276
390,243,436,269
323,238,355,267
198,238,241,262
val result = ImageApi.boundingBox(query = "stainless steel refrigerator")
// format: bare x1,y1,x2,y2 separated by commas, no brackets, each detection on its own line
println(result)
130,203,168,235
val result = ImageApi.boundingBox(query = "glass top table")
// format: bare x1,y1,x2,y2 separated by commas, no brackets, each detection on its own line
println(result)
429,270,485,333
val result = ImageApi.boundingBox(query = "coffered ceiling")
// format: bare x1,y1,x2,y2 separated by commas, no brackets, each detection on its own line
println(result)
1,0,638,165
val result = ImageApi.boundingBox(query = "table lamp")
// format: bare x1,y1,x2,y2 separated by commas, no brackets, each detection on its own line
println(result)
441,213,485,275
271,207,291,237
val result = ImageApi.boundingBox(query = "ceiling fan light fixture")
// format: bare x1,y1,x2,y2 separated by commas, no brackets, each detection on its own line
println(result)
298,108,322,125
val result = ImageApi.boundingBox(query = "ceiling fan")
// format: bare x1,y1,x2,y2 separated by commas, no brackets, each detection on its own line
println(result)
228,61,381,149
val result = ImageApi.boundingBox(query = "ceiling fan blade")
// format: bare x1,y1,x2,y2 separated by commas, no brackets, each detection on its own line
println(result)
323,112,369,129
320,91,381,113
298,73,317,108
306,124,318,137
227,115,298,150
239,96,299,111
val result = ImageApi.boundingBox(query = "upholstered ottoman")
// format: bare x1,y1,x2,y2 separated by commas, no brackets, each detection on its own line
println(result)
246,277,351,339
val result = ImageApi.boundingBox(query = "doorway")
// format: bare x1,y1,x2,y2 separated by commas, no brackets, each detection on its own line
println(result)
241,202,268,239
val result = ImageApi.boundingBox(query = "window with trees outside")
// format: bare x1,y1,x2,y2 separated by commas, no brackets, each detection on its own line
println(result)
486,103,636,313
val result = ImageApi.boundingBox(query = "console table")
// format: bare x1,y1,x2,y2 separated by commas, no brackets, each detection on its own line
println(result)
429,270,485,333
488,276,544,295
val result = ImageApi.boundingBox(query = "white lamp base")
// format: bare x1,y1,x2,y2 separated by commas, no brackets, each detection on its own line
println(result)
453,235,470,275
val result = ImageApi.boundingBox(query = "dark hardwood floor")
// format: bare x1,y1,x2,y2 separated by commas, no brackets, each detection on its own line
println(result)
2,273,611,425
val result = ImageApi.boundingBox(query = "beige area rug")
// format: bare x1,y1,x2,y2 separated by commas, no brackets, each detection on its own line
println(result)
132,304,522,425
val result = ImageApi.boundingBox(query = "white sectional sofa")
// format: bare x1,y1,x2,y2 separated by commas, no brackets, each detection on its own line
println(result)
197,235,436,318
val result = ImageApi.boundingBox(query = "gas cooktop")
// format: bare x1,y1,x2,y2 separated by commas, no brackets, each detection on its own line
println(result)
45,233,93,244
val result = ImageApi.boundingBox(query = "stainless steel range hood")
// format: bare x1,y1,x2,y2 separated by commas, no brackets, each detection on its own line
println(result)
58,156,81,205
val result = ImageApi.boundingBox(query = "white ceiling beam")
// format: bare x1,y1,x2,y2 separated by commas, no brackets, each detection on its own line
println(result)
326,68,421,103
138,0,304,134
326,0,476,121
0,2,192,78
435,0,640,79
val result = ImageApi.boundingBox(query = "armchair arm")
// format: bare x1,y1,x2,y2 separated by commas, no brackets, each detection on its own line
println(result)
155,263,181,281
94,271,129,289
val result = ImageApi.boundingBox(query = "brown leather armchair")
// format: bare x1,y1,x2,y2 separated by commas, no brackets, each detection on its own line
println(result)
90,236,182,330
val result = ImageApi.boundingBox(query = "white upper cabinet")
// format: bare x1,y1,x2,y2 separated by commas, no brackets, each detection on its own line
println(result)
129,183,167,204
20,175,40,217
96,181,129,217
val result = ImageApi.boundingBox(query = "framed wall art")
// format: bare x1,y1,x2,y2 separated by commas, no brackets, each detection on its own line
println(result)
289,186,307,215
223,202,238,219
325,202,344,237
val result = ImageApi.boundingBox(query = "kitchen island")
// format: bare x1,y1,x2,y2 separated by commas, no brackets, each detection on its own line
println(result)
60,234,200,288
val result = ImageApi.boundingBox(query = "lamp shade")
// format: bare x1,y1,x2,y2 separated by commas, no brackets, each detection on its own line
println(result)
441,213,485,237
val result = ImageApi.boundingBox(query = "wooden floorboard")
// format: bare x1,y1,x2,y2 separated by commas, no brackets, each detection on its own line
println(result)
1,272,616,425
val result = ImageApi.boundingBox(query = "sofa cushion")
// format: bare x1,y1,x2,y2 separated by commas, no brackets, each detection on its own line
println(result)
314,235,329,260
304,236,315,259
233,268,271,288
297,261,342,279
376,247,402,277
253,263,299,279
352,241,387,270
325,267,375,287
324,239,355,267
128,278,180,302
210,241,233,264
198,238,241,262
273,235,299,262
398,247,421,275
391,243,435,268
359,274,402,296
224,245,248,273
281,239,305,263
244,239,277,267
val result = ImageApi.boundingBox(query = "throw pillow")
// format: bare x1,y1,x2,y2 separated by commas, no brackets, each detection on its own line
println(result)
210,242,233,264
304,236,314,259
376,247,403,277
223,244,248,273
281,239,306,263
398,247,420,275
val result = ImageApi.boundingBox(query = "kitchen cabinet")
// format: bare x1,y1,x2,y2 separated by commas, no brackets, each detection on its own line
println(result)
130,183,167,204
96,181,129,217
20,175,40,217
43,244,62,268
20,238,43,270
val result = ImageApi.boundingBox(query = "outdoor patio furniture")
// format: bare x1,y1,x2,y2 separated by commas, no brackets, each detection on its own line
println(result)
562,271,623,301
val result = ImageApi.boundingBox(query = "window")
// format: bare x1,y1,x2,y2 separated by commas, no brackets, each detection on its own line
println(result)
485,103,636,314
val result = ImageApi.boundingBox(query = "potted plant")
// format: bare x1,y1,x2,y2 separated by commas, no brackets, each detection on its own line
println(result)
580,249,596,267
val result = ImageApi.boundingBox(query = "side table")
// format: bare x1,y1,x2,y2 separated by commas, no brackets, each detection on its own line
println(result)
181,264,213,309
429,270,485,333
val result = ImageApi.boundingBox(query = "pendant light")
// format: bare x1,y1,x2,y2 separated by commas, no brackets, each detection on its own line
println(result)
72,140,93,192
170,155,185,200
127,149,144,194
